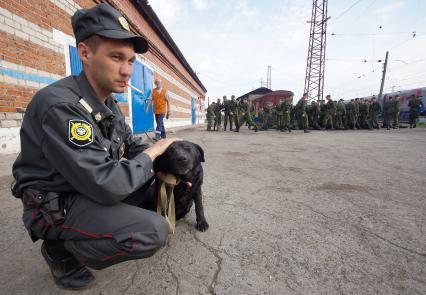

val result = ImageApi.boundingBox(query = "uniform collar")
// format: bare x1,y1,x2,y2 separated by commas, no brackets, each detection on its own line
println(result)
75,72,114,122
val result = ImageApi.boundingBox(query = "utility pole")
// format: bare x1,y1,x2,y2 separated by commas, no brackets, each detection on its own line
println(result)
378,51,389,101
267,66,272,89
260,78,266,88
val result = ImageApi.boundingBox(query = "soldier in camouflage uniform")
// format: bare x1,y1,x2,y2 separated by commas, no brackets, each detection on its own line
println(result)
322,95,336,130
259,104,273,130
295,93,309,133
222,96,231,131
308,101,321,130
392,95,400,128
354,98,360,129
368,97,381,129
206,102,215,131
305,103,312,129
382,96,393,130
213,98,222,131
282,99,292,132
248,102,256,129
358,98,370,129
270,105,278,129
336,99,346,129
290,104,296,130
319,100,326,129
275,101,284,131
234,98,257,132
345,99,356,129
229,95,237,130
408,95,423,128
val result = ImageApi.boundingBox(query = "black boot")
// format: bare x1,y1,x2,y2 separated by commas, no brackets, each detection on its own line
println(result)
41,241,96,290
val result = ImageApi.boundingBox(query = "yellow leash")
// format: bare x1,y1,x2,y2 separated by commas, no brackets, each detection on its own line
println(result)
157,174,180,234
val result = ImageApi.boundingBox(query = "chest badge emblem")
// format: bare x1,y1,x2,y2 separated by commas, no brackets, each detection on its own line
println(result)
68,119,93,147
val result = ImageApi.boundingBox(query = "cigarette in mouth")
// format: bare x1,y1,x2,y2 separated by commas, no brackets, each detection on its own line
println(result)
127,83,144,94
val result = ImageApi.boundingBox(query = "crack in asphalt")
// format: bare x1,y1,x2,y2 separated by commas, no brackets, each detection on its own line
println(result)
165,239,180,295
166,254,205,280
286,199,338,221
189,229,224,295
0,232,25,253
166,254,180,295
289,200,426,259
221,201,289,222
224,196,426,260
121,261,142,295
284,278,300,294
290,200,426,259
361,227,426,258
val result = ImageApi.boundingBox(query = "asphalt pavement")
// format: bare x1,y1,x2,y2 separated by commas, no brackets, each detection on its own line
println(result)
0,126,425,294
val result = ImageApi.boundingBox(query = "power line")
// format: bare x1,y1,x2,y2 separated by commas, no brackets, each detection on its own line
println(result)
387,79,426,88
330,0,365,23
330,32,421,37
326,58,382,63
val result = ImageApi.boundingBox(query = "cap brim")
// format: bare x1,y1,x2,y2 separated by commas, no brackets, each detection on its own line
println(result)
96,30,148,53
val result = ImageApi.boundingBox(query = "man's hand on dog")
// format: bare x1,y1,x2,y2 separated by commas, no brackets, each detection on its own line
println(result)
143,138,182,161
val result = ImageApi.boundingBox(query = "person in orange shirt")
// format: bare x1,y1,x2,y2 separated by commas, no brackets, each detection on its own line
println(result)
146,78,170,140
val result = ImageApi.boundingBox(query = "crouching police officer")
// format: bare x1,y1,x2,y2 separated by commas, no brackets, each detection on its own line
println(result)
11,3,178,290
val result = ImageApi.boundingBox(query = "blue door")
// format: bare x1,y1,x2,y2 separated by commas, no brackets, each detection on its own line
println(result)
191,96,197,125
131,60,154,133
69,45,83,75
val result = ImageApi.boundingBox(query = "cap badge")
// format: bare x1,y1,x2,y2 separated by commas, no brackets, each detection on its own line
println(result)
95,112,102,121
118,16,130,32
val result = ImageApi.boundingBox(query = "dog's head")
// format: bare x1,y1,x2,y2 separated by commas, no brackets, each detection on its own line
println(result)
153,141,205,180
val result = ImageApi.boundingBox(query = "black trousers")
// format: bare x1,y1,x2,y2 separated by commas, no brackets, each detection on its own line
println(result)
22,184,168,270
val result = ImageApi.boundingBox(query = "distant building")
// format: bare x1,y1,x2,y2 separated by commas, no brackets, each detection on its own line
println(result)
253,90,294,111
237,88,294,117
237,87,272,102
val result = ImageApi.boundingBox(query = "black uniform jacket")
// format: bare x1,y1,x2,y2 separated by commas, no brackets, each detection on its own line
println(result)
12,72,154,205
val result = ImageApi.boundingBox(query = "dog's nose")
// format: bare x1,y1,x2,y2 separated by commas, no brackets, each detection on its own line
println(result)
178,156,188,163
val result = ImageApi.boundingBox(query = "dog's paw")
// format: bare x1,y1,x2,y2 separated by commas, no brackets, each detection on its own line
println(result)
196,220,209,231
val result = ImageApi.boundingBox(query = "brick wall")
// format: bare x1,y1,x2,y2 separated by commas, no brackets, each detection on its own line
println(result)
0,0,206,154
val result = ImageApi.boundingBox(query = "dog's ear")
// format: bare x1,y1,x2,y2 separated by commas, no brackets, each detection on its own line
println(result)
153,153,168,172
193,143,205,162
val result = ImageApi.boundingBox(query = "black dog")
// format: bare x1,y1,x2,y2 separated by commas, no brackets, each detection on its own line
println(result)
142,141,208,231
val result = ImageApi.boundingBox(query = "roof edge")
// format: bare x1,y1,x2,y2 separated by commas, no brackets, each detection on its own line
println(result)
135,0,207,93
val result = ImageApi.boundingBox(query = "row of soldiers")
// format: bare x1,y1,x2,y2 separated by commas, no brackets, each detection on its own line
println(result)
206,95,258,132
206,93,423,132
252,94,383,132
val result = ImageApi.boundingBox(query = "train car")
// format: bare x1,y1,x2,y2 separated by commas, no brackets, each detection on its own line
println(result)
381,87,426,121
360,87,425,122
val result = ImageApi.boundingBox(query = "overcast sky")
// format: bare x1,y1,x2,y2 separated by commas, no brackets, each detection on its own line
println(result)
148,0,426,103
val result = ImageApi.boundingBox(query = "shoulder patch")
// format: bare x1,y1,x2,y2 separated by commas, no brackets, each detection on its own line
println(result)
68,119,93,147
